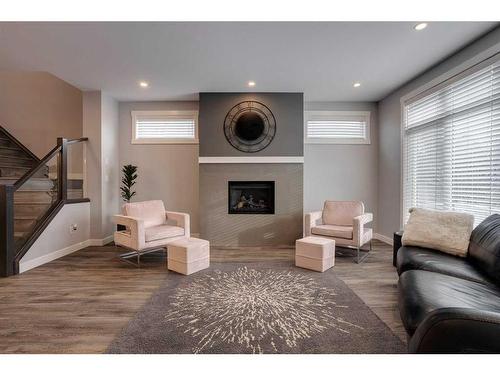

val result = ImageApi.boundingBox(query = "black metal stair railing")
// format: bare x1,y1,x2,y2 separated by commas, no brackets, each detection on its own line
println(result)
0,137,88,277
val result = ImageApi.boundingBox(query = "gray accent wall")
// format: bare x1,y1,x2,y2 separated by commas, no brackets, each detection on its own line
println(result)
304,102,378,230
377,26,500,238
199,93,303,156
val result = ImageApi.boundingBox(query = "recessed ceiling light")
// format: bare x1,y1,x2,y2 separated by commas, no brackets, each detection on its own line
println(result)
248,81,256,87
139,81,149,88
353,82,361,88
414,23,428,31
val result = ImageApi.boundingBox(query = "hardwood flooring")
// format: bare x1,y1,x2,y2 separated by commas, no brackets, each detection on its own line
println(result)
0,240,406,353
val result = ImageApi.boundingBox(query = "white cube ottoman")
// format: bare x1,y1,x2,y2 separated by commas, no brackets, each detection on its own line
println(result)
168,238,210,275
295,236,335,272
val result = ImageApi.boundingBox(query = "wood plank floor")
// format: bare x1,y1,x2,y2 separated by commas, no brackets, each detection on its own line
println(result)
0,240,406,353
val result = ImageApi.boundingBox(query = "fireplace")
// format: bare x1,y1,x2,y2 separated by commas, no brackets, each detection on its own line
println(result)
228,181,275,214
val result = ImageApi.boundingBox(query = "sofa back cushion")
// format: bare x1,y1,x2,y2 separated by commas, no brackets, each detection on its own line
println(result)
322,201,364,226
469,214,500,283
402,208,474,257
122,200,166,228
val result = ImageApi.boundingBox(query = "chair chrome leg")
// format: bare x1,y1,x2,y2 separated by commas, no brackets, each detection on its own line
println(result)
355,240,371,264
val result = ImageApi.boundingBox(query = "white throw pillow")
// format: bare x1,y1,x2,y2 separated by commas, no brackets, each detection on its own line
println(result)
402,208,474,257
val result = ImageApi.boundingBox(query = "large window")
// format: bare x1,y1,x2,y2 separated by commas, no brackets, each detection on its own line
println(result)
305,111,371,144
131,110,198,144
403,57,500,225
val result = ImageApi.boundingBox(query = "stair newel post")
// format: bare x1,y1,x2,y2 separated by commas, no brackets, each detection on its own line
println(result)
0,184,15,277
57,138,68,202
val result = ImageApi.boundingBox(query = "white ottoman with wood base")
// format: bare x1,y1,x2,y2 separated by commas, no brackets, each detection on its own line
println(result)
168,238,210,275
295,236,335,272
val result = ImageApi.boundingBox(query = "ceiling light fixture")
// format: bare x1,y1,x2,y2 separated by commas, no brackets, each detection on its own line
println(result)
248,81,256,87
139,81,149,88
353,82,361,88
414,23,428,31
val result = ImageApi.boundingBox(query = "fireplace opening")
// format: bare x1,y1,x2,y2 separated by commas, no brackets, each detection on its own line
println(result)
228,181,275,214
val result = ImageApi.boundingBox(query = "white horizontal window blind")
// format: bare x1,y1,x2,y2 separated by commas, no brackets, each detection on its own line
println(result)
305,111,370,144
403,58,500,225
131,111,198,144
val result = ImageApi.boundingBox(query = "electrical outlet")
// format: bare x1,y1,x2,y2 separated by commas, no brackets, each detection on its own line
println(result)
70,224,78,233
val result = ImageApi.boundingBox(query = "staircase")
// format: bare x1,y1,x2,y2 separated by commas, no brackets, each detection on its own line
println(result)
0,129,57,248
0,126,88,277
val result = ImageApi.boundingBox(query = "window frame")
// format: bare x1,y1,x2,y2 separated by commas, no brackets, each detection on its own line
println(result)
304,110,371,145
400,52,500,227
131,110,199,145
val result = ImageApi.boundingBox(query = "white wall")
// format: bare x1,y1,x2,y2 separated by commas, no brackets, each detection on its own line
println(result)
83,91,120,240
377,27,500,238
118,101,200,234
101,94,120,238
304,102,379,230
19,202,90,273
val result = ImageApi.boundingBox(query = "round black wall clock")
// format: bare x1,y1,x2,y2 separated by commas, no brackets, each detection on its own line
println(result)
223,101,276,153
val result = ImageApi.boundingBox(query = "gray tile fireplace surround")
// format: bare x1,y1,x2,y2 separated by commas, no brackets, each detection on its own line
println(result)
199,163,303,247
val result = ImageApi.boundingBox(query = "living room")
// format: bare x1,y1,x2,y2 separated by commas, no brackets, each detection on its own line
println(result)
1,1,500,373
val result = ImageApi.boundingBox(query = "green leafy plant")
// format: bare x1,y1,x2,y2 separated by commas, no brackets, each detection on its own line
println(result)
121,164,138,203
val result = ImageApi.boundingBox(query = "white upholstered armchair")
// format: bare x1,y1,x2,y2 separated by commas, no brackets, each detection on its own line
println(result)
305,200,373,263
114,200,190,266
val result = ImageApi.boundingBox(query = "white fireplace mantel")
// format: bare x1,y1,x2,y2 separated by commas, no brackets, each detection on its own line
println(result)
198,156,304,164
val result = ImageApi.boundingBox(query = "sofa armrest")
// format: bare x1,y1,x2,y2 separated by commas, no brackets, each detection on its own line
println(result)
353,213,373,246
113,215,146,250
409,308,500,353
304,211,323,236
166,211,190,237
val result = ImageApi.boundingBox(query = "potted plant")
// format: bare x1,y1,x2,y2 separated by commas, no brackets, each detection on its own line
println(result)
121,164,138,203
118,164,138,231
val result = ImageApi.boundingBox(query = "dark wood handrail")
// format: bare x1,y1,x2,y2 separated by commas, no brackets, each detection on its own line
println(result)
13,144,61,190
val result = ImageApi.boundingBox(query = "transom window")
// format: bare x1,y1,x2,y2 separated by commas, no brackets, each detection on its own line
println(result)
131,110,198,144
304,111,371,144
403,57,500,225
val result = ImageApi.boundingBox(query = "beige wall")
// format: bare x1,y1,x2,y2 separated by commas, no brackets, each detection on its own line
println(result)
118,101,200,234
0,71,83,172
304,102,379,231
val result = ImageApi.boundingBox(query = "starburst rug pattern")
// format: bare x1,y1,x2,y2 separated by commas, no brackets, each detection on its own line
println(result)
107,262,405,354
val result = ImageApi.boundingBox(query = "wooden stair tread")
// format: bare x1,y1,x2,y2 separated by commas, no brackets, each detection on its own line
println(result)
0,164,32,169
0,145,22,151
0,154,34,161
14,202,52,205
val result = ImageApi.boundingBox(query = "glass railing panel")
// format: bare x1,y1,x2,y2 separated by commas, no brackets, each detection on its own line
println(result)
13,152,59,252
67,141,85,200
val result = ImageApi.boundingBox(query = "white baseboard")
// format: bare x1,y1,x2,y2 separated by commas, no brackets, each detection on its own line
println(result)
373,233,394,246
19,235,115,273
19,240,91,273
87,235,114,246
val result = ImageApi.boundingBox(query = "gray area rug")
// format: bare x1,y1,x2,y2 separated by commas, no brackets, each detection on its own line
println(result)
107,262,406,354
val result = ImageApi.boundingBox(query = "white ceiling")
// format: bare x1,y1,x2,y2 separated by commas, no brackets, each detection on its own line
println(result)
0,22,497,102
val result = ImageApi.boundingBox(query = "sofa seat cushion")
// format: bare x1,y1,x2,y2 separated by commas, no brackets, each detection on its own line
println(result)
145,224,184,242
397,246,490,285
311,224,353,239
398,270,500,335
